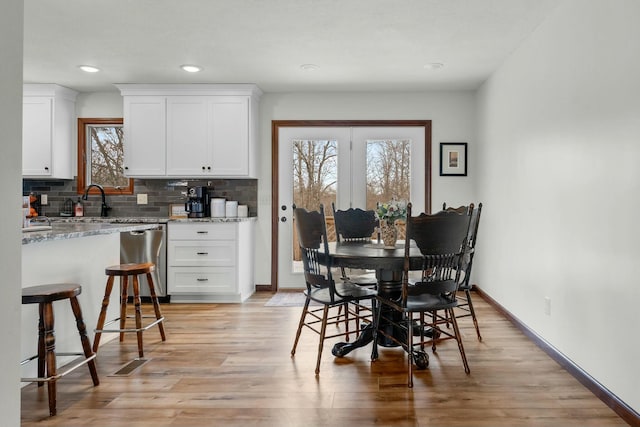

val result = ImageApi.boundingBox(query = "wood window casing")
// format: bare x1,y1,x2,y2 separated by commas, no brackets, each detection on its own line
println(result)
77,117,134,195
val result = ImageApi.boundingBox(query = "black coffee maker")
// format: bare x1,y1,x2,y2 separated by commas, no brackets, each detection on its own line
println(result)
185,186,210,218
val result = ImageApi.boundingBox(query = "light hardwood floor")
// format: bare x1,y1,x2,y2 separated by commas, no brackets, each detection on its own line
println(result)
21,292,629,426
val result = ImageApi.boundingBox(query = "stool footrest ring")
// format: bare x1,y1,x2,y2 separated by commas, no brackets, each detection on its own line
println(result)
21,352,97,383
95,316,165,334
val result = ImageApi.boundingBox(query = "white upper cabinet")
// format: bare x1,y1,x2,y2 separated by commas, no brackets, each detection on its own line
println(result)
122,96,167,176
116,84,261,178
208,97,250,176
22,84,78,179
166,96,250,176
166,96,209,176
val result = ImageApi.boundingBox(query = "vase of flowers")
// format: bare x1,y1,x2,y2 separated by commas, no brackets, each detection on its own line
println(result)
376,200,407,248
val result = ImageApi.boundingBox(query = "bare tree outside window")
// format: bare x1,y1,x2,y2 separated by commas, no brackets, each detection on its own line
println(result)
366,139,411,210
89,125,128,187
292,139,337,210
77,118,133,195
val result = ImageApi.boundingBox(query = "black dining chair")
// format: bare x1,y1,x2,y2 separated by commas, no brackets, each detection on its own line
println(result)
443,202,483,341
291,205,377,375
331,202,379,287
372,202,473,387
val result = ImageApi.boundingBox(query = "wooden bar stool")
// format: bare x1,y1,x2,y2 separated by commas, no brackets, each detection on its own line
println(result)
92,262,166,358
21,283,99,416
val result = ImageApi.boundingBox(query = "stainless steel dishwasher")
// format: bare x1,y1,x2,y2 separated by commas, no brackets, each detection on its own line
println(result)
120,224,168,301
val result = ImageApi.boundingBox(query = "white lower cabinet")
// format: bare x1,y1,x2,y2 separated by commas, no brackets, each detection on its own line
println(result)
167,221,254,302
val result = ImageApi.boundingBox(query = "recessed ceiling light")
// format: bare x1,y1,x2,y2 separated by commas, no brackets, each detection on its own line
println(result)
78,65,100,73
180,64,203,73
300,63,319,71
423,62,444,70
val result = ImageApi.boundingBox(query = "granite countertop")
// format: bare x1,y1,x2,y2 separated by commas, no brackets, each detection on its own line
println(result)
48,216,257,224
22,222,160,245
168,216,257,223
49,217,171,224
23,216,257,245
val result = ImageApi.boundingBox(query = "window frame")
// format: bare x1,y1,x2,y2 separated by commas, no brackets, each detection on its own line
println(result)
77,117,134,195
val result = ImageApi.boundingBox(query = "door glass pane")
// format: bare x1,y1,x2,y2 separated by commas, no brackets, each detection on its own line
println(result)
292,140,338,266
366,139,411,239
366,139,411,208
292,139,338,209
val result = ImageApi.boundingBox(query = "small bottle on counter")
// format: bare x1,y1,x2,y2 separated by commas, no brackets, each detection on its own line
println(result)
74,198,84,217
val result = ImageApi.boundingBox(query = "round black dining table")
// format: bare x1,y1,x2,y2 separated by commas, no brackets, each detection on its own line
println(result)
323,240,426,356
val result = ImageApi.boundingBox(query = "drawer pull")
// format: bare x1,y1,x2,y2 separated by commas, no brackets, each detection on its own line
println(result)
196,231,209,234
196,278,209,282
196,252,209,255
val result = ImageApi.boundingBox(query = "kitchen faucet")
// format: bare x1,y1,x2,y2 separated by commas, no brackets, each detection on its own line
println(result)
82,184,111,217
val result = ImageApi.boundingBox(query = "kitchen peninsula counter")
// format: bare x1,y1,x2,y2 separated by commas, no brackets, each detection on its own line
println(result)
22,222,158,245
21,221,159,378
49,216,257,223
24,216,257,245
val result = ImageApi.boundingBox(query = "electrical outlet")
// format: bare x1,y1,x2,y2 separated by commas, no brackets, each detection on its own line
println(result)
40,194,48,205
137,193,148,205
544,297,551,316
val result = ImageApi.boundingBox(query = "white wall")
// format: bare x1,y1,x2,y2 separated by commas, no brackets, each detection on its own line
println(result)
0,0,23,423
254,91,477,285
76,91,123,117
476,0,640,412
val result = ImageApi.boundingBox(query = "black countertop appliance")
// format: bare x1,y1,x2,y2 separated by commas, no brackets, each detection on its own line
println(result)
185,186,210,218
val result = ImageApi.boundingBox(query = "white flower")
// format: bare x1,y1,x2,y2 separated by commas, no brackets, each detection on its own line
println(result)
376,200,407,224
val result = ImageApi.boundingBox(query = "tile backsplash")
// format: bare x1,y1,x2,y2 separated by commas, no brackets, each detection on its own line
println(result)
23,178,257,218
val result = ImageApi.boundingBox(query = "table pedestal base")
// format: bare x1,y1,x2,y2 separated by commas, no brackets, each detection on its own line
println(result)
332,269,437,357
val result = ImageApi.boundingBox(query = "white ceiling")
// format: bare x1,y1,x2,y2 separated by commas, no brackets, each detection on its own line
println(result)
23,0,561,93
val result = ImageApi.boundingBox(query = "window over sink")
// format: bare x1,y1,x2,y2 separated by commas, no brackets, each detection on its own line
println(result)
77,118,134,195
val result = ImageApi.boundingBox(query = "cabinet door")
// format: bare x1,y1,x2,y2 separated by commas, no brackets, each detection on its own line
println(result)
22,97,53,176
166,96,209,176
123,96,166,176
208,96,250,176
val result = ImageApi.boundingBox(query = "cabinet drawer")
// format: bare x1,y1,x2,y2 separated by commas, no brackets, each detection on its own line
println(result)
168,241,236,266
168,267,235,294
169,223,236,240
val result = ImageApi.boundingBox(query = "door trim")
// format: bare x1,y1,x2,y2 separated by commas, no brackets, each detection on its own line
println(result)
269,119,432,292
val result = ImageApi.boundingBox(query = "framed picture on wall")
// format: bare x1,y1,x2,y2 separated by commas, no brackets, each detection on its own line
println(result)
440,142,467,176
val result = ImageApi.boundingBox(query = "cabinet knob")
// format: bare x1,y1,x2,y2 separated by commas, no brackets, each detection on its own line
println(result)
196,252,209,255
44,166,49,171
202,166,206,171
196,278,209,282
124,166,129,170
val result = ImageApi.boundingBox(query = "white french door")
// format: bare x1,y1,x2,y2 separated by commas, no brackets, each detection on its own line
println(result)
277,127,350,289
276,124,427,289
